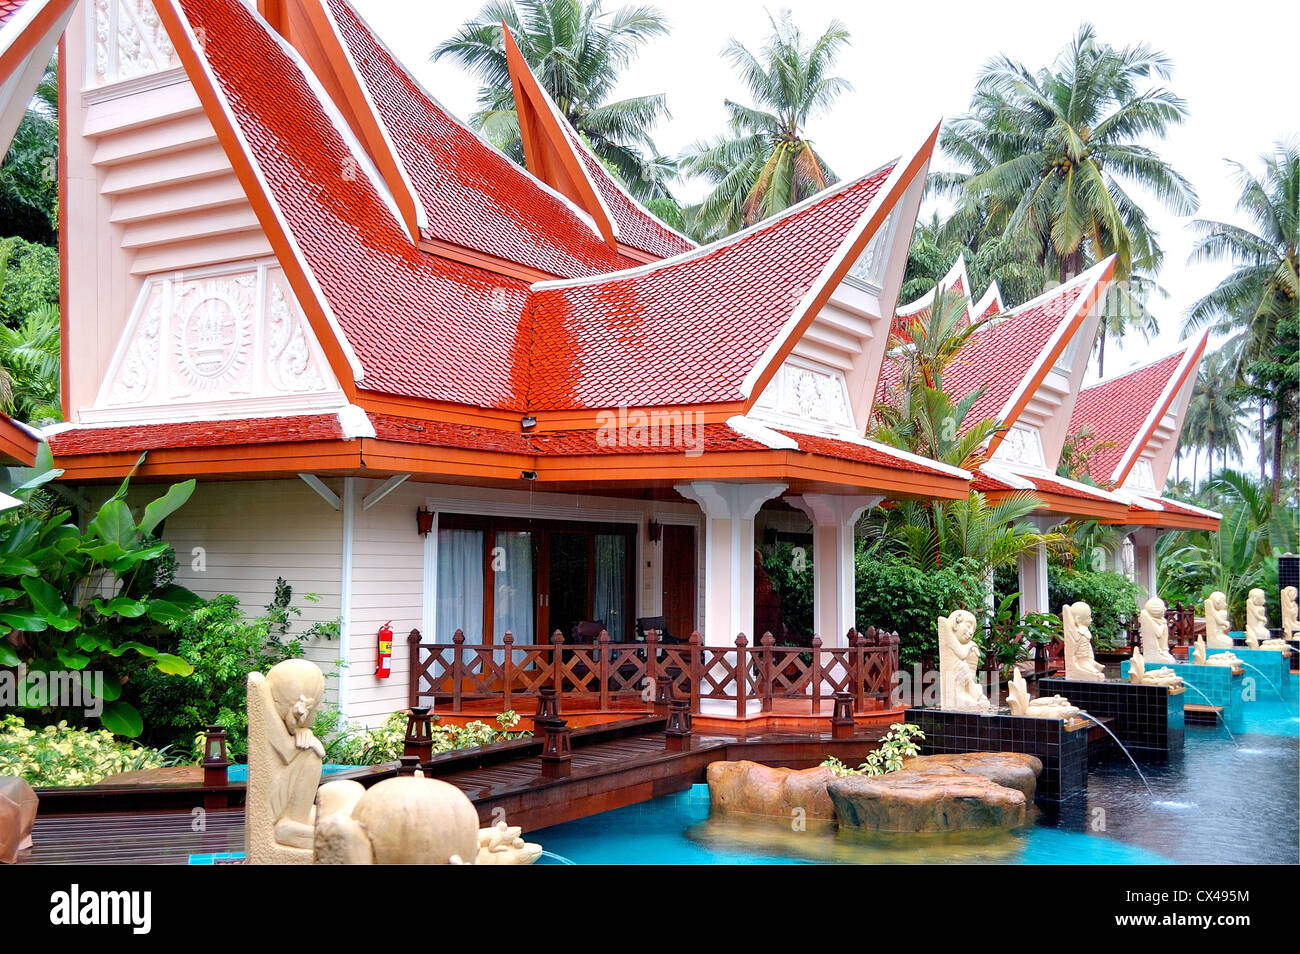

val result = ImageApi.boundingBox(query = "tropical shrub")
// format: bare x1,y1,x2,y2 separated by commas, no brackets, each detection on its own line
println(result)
1047,566,1142,647
855,552,987,667
0,713,176,787
822,723,925,777
318,709,528,766
0,447,200,737
132,582,339,761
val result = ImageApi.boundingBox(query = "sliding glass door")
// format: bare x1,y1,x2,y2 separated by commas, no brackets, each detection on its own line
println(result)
435,514,636,646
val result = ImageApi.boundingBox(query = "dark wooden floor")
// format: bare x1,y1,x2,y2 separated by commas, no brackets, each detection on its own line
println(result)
19,717,888,865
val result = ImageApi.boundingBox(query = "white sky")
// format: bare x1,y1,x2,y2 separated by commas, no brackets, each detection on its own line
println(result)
354,0,1297,401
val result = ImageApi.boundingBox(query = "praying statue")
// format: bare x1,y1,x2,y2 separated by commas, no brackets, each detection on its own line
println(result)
1245,587,1291,653
1283,586,1300,640
1139,597,1176,664
1203,591,1234,649
1129,646,1183,687
938,609,988,711
246,658,327,864
1062,601,1106,682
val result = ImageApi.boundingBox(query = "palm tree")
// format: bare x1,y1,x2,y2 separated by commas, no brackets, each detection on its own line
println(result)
1183,140,1298,503
433,0,674,201
1179,351,1244,498
936,24,1198,373
678,11,851,241
1,57,58,245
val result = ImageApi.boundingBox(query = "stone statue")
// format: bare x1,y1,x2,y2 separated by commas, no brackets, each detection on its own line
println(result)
1129,646,1182,687
1192,635,1240,668
938,609,988,711
0,775,38,865
1204,591,1234,648
246,659,327,864
1139,597,1176,664
1245,587,1291,653
313,776,542,865
1062,602,1106,682
1007,668,1079,719
1283,586,1300,639
476,820,544,865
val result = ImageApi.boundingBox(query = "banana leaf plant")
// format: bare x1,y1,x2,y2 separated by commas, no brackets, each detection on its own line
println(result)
0,444,199,736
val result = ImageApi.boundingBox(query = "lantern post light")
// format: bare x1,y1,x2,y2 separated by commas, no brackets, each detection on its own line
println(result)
202,726,230,787
416,507,435,536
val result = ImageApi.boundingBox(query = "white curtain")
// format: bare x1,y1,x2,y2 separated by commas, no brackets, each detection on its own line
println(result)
593,534,627,640
436,529,483,643
493,531,533,663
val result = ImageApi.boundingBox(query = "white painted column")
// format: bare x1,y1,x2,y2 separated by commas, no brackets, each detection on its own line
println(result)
789,494,883,647
1017,516,1063,615
674,481,787,641
1131,527,1165,604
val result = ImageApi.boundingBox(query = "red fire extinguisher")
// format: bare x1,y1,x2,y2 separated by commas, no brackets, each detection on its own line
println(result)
375,621,393,678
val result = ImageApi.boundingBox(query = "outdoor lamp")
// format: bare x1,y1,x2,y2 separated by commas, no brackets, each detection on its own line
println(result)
202,726,229,786
416,507,435,536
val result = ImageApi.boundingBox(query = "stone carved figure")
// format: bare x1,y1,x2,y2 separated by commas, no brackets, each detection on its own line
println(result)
1192,635,1240,667
1282,586,1300,639
1204,591,1234,648
1139,597,1177,664
1007,668,1079,719
1129,646,1182,687
476,820,544,865
1062,602,1106,682
938,610,988,711
313,776,488,865
1245,587,1290,653
246,659,326,864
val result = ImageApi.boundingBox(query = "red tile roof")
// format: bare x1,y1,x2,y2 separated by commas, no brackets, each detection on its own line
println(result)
46,414,346,456
522,164,895,411
877,267,1099,434
1068,349,1189,483
173,0,536,411
0,1,27,30
773,429,958,477
327,0,637,279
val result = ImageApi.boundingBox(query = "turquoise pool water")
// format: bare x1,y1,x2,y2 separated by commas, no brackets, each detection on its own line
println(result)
535,672,1300,865
224,763,356,783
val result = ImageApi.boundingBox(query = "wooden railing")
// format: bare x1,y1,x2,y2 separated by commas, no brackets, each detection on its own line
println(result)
407,627,899,717
1122,603,1199,649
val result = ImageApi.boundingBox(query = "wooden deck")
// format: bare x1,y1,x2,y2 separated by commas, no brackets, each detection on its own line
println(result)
20,715,890,864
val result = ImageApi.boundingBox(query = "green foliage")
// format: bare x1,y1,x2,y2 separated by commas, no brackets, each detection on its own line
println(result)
0,713,179,787
0,237,59,326
316,709,529,766
1,447,200,736
0,58,58,246
855,552,987,667
433,0,674,202
1158,469,1298,622
678,10,849,239
132,582,339,760
759,541,814,639
822,723,925,777
974,593,1059,678
1047,566,1142,647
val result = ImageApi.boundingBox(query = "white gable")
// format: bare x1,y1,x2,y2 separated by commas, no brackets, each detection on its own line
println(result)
83,258,346,422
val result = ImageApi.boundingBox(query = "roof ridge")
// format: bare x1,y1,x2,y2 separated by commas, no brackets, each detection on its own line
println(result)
1079,332,1205,391
530,157,899,292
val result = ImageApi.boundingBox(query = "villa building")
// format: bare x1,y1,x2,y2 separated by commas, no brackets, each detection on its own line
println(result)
2,0,1220,725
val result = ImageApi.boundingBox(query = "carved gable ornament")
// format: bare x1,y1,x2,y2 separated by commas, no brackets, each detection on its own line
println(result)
88,261,344,422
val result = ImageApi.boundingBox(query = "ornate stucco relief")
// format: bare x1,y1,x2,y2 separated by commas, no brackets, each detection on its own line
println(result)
89,260,344,421
753,358,854,433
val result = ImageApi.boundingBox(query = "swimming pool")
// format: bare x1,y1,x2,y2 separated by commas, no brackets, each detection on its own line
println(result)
534,673,1299,865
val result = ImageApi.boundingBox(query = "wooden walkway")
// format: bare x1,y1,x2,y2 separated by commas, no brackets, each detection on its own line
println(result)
20,716,889,864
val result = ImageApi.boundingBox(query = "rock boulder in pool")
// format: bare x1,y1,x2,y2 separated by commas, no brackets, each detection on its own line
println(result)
902,752,1042,800
706,760,835,820
828,754,1039,832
